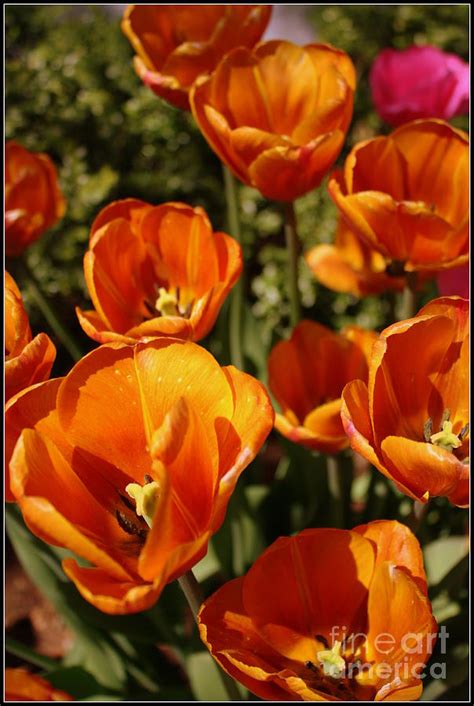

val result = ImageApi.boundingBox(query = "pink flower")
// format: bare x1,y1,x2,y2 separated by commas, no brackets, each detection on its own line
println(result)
370,45,469,126
437,262,470,299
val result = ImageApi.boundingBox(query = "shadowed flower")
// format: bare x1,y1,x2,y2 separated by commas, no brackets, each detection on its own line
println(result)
5,141,66,257
190,40,355,201
268,320,377,453
5,271,56,407
5,669,73,701
341,296,469,507
437,262,469,299
370,45,469,127
6,339,273,613
305,216,405,297
199,520,436,701
121,5,272,110
76,199,242,344
329,120,469,274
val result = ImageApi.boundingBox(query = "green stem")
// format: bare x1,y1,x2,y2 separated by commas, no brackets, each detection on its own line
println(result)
178,570,242,701
18,260,83,362
6,636,59,671
398,271,418,321
223,166,244,371
284,201,301,327
327,455,345,529
407,500,430,538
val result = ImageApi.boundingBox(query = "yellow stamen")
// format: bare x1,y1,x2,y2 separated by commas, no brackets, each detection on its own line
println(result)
126,480,159,528
155,288,179,317
316,640,346,679
430,420,462,453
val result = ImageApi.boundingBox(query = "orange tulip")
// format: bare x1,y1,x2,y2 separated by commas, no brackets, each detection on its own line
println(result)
76,199,242,344
5,668,73,701
6,339,273,614
121,5,272,110
268,321,378,453
329,120,469,273
5,271,56,406
199,520,437,701
190,41,356,201
306,216,406,297
5,141,66,257
341,296,469,507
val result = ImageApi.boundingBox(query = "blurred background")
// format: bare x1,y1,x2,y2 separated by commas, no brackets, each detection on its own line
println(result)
5,5,469,702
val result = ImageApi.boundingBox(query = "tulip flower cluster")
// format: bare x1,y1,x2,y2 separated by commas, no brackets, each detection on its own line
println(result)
4,4,469,703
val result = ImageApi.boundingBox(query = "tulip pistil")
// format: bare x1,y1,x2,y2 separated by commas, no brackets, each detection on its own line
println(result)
126,478,160,528
316,640,346,679
155,288,180,317
430,420,462,453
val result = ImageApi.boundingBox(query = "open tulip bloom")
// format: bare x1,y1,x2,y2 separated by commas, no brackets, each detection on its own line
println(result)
6,339,273,613
342,297,469,507
5,141,66,257
76,199,242,344
199,520,437,701
268,320,378,453
329,119,468,275
122,4,272,110
5,668,73,702
190,40,355,202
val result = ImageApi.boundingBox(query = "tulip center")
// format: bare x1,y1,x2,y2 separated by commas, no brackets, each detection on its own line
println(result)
152,286,193,319
126,478,160,528
424,409,469,455
316,640,346,678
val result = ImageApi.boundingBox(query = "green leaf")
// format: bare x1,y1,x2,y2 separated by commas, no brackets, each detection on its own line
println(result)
187,652,246,701
46,666,112,700
424,536,469,586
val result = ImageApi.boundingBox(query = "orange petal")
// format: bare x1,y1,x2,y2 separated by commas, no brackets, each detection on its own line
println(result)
5,377,63,502
198,577,296,701
11,429,134,577
211,365,274,531
365,562,437,687
62,559,161,615
303,398,348,452
5,332,56,403
380,436,466,501
392,120,469,226
249,131,345,202
375,679,423,701
354,520,428,594
5,668,73,701
242,530,375,662
138,397,217,581
345,136,408,200
90,197,151,237
369,314,456,446
84,218,150,334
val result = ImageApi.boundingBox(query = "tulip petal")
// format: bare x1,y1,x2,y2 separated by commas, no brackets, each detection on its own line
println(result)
249,131,345,202
11,430,132,581
211,365,274,531
5,377,63,502
243,530,375,662
393,120,469,225
303,398,348,450
345,136,408,200
365,562,437,686
354,520,428,594
369,315,453,443
138,398,217,581
380,436,466,501
5,332,56,403
62,559,161,615
84,218,150,334
90,197,151,237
